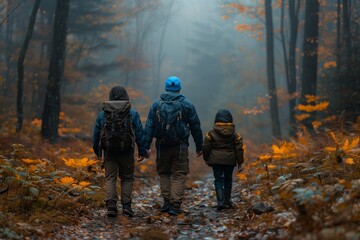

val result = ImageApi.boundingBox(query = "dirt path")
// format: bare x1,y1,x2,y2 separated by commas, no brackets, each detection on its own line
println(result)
53,174,262,240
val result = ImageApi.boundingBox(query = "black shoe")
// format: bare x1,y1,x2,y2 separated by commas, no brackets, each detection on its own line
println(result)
122,205,134,217
224,201,233,209
168,205,182,216
160,202,171,213
107,207,118,217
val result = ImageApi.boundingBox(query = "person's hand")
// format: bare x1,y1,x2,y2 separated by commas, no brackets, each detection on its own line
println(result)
145,149,151,159
196,151,203,157
137,155,145,162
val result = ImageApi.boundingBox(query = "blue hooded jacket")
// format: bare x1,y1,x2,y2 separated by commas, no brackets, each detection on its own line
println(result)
92,86,147,157
144,92,203,152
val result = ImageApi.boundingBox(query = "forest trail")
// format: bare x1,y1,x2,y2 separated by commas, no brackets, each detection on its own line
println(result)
53,174,264,240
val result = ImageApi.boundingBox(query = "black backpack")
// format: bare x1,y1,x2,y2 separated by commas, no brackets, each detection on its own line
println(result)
154,100,187,145
100,101,134,153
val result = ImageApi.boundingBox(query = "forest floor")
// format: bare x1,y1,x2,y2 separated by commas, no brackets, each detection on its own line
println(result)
53,173,253,240
1,120,360,239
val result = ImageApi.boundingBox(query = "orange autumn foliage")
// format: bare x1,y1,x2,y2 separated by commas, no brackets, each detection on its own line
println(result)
54,176,76,186
296,101,329,112
61,157,98,168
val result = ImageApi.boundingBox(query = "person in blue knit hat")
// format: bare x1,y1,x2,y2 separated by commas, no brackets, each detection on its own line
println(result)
143,76,203,215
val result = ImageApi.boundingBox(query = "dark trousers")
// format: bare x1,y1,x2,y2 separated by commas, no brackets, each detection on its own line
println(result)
212,164,234,206
104,149,134,207
156,145,189,205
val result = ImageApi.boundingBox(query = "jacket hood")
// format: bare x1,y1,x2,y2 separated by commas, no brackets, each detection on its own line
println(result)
160,92,185,101
213,122,235,137
215,109,233,123
109,86,129,101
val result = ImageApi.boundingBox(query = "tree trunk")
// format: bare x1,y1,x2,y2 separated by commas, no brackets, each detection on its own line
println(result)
265,0,281,139
288,0,300,136
342,0,355,120
154,0,175,98
336,0,342,114
16,0,41,132
4,0,14,97
41,0,70,142
301,0,320,129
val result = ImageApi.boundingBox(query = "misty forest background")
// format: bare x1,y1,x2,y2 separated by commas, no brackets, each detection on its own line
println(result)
0,0,359,239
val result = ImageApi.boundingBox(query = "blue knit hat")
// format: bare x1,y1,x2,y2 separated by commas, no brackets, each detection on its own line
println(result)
165,76,182,92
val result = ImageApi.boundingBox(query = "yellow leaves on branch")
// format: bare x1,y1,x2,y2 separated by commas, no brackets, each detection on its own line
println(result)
305,95,320,103
326,132,359,153
228,3,248,13
324,61,337,69
78,181,91,187
54,177,91,188
61,157,98,168
342,137,359,152
295,96,329,123
344,158,355,165
21,158,47,166
258,154,272,161
54,176,76,186
312,121,322,130
234,24,252,32
271,142,297,159
296,101,329,113
295,113,310,122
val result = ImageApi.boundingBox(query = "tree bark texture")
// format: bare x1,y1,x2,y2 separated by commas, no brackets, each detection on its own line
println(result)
342,0,356,120
154,0,175,98
41,0,70,142
265,0,281,139
16,0,41,132
288,0,300,136
4,0,14,97
301,0,319,128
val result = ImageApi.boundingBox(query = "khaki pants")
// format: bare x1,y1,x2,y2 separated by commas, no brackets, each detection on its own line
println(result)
104,149,134,207
156,145,189,205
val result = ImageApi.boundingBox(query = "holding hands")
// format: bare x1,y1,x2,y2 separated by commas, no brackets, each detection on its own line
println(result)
138,149,151,162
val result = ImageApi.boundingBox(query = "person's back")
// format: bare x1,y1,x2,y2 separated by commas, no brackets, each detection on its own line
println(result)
93,86,148,217
144,76,203,215
203,109,244,210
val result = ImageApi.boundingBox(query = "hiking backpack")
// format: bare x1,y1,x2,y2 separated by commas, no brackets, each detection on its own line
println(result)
100,101,134,153
154,100,187,144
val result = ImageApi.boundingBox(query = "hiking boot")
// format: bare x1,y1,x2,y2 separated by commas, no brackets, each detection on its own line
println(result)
106,200,118,217
122,204,134,217
217,205,224,211
107,207,118,217
224,200,233,209
168,204,182,216
160,201,171,213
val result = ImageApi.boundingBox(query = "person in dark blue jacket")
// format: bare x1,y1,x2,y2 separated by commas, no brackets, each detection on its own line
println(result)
93,86,148,217
144,76,203,215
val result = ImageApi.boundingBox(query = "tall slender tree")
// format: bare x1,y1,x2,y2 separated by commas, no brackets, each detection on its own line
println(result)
265,0,281,138
154,0,175,98
301,0,320,129
16,0,41,132
41,0,70,142
4,0,15,97
288,0,300,136
342,0,355,120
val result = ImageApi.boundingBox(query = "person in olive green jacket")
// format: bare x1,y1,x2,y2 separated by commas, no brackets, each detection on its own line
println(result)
203,109,244,210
